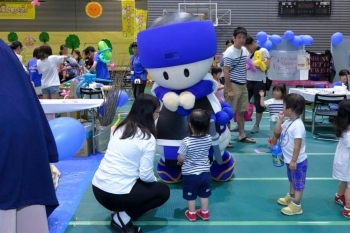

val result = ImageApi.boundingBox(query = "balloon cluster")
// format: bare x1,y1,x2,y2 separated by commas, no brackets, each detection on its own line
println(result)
255,31,314,51
331,32,343,46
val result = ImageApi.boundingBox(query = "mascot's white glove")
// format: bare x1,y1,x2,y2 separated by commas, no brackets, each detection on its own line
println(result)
162,92,180,112
179,91,195,110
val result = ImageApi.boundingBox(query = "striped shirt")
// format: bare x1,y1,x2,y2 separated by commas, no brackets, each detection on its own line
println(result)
223,46,249,85
178,135,212,175
264,98,283,120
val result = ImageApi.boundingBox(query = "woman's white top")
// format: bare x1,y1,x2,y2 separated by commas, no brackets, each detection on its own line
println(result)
333,130,350,183
92,127,157,194
37,55,65,88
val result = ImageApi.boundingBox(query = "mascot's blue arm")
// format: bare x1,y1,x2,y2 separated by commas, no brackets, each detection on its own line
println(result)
185,80,214,100
154,86,175,100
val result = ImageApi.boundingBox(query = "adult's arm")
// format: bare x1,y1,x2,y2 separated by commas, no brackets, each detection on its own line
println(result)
139,138,157,182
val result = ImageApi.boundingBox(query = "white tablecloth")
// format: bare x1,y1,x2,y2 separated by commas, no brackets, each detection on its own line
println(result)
40,99,104,113
289,88,350,102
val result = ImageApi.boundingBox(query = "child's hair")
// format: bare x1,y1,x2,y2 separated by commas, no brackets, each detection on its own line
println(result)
84,46,96,55
10,41,23,50
339,69,350,76
283,93,305,116
59,45,67,55
272,83,287,99
131,42,137,48
211,67,222,76
38,44,52,60
334,99,350,137
188,109,210,135
32,48,40,59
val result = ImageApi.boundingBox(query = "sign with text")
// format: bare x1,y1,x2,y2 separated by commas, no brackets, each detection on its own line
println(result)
308,51,333,82
267,50,300,80
121,0,135,38
0,2,35,20
297,53,310,70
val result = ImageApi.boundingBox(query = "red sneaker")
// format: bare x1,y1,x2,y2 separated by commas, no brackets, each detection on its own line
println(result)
343,207,350,218
335,194,346,206
185,210,196,222
196,209,209,221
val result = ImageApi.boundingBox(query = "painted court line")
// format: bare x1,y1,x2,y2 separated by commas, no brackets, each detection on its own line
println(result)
233,152,334,156
231,177,334,181
68,220,350,226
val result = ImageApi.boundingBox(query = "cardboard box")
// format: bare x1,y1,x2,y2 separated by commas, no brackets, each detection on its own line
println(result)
75,138,93,157
61,111,82,119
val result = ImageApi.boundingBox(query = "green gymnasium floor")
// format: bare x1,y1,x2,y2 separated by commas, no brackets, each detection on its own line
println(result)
65,89,349,233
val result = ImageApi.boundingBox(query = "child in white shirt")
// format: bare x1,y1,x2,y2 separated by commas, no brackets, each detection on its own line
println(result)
274,93,308,216
37,44,66,100
332,99,350,218
259,84,286,146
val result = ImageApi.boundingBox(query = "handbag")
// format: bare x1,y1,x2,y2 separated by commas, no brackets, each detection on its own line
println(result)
233,103,253,122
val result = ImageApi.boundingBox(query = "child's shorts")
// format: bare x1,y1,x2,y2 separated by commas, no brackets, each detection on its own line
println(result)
42,86,60,95
182,172,211,200
286,159,308,191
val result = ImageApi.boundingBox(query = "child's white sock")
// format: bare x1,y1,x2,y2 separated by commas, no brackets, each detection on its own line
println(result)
113,212,131,227
201,209,209,214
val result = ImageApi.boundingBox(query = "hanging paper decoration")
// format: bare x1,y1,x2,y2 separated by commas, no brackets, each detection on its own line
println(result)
31,0,40,6
134,9,148,40
121,1,135,37
86,2,103,19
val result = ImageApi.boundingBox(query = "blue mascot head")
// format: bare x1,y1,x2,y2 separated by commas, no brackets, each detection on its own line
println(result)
137,12,217,90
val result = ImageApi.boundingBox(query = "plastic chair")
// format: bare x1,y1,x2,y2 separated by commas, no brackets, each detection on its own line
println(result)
311,93,346,141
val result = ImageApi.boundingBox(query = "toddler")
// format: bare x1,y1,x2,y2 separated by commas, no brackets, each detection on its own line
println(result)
178,109,212,221
333,99,350,218
274,93,308,216
211,67,233,148
259,84,286,146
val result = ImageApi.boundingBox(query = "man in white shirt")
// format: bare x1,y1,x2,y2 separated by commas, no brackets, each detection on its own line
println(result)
223,27,256,143
245,36,270,134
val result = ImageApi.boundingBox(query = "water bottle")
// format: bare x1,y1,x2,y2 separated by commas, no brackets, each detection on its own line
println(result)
271,145,284,167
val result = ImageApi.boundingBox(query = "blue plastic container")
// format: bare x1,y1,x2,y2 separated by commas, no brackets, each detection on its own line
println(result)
271,145,284,167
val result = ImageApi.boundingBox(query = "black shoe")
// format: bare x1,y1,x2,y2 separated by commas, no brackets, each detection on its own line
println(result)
110,218,142,233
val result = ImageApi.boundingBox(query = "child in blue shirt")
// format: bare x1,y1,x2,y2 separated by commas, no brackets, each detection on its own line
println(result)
27,48,42,96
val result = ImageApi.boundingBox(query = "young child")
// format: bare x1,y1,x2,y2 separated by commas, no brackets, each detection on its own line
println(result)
211,67,233,148
332,99,350,218
177,109,212,221
27,47,42,96
274,93,307,216
259,84,287,146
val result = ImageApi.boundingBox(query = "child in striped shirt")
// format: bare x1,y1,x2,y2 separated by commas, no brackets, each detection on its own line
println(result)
178,109,212,222
259,84,286,146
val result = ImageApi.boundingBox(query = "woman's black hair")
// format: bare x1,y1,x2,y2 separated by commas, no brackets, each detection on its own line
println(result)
188,109,210,136
114,93,160,139
272,83,287,99
73,49,82,61
334,99,350,137
339,69,350,76
38,44,53,60
10,41,23,50
84,46,96,55
211,67,222,76
245,36,255,45
131,42,137,48
33,48,40,59
59,44,67,55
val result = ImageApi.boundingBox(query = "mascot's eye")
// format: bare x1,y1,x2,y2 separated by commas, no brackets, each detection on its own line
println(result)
163,71,169,80
184,69,190,77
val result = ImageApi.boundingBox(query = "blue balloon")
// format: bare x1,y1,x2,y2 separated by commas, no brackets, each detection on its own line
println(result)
262,39,273,51
256,31,268,43
331,32,343,46
117,90,129,107
292,36,303,47
49,117,85,160
269,34,282,45
284,30,294,40
301,35,313,46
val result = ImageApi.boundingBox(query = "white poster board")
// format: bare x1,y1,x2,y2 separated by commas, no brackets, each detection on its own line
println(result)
267,50,300,80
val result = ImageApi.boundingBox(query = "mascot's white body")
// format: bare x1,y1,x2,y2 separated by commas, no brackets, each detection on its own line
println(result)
137,12,235,183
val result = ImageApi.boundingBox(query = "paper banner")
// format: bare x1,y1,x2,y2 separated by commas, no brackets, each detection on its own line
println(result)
121,0,135,38
0,2,35,19
134,9,148,41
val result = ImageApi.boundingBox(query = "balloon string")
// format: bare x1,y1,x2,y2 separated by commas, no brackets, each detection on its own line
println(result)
113,114,121,126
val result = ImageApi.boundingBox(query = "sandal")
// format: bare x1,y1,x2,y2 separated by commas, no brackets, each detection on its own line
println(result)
111,213,142,233
239,136,256,143
226,143,234,148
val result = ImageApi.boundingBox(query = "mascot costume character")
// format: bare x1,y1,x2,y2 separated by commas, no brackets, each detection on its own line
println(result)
138,12,235,183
